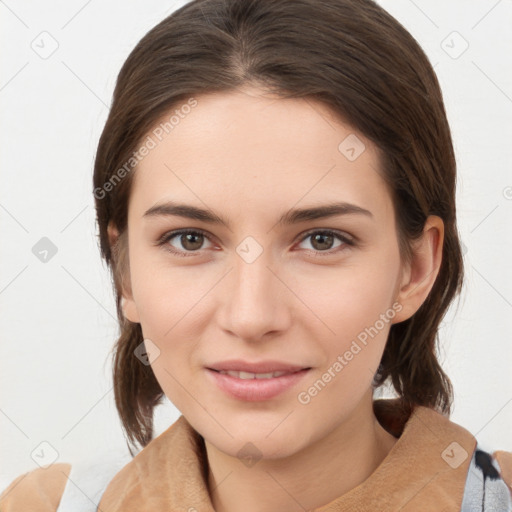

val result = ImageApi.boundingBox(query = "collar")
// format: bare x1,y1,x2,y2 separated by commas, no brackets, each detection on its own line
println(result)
99,398,476,511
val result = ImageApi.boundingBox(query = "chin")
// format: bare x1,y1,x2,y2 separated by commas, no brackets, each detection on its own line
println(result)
217,435,303,463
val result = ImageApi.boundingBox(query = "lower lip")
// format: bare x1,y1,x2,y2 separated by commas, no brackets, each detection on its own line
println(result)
206,368,311,401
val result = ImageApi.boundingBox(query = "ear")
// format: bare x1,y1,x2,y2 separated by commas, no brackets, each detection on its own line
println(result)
107,221,140,324
392,215,444,323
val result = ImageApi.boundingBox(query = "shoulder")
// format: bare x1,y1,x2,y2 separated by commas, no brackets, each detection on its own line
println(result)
0,448,133,512
0,463,71,511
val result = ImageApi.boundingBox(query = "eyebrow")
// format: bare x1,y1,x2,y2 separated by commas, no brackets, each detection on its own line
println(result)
143,200,373,229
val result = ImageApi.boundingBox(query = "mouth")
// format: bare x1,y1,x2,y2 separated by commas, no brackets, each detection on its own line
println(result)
206,359,310,374
210,369,304,379
205,364,312,401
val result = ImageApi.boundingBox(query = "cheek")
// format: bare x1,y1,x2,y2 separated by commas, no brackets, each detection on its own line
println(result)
127,251,204,411
295,272,397,416
298,262,400,337
129,245,207,337
294,258,400,388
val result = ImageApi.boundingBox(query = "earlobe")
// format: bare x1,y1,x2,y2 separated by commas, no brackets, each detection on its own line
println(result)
392,216,444,324
121,295,141,324
107,221,119,250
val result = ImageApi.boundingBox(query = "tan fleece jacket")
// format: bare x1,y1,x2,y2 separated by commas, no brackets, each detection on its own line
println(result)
1,399,511,511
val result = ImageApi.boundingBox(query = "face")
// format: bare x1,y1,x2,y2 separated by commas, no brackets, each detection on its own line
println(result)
118,86,413,460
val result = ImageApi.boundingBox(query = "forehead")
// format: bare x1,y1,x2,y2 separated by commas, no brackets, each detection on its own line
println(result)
128,87,393,224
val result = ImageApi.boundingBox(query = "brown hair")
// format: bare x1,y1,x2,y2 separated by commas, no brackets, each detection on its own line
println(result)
93,0,464,455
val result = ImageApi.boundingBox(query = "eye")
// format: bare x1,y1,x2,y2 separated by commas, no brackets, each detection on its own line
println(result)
156,228,355,258
157,228,214,257
296,229,354,255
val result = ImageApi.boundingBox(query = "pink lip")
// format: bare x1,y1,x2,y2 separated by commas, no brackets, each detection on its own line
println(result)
207,359,309,373
205,363,311,401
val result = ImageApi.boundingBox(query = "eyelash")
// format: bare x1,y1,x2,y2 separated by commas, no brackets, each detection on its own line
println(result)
156,228,355,258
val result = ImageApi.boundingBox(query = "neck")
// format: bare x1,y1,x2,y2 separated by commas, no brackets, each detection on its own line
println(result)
205,392,398,512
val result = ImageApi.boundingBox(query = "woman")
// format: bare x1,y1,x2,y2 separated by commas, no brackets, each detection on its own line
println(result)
1,0,511,510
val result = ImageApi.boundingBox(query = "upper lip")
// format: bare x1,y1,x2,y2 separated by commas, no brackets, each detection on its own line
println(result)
207,360,310,374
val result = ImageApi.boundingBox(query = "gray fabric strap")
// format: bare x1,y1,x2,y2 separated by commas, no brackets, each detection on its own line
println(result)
56,449,133,512
461,443,512,511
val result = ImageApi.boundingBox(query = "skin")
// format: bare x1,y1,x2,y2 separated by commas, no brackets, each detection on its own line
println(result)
108,85,443,512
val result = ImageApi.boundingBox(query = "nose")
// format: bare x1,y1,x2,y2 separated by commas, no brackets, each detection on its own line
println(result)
218,250,291,343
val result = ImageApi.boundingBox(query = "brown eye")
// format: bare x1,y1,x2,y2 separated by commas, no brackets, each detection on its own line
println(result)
310,232,335,251
297,230,354,255
177,232,204,251
158,229,214,256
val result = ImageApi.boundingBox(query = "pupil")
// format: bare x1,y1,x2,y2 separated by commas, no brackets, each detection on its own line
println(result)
313,233,332,250
183,233,202,250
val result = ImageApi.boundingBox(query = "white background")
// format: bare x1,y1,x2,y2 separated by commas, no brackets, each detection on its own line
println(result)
1,0,511,492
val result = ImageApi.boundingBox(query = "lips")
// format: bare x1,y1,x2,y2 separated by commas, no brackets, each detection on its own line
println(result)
205,360,312,401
